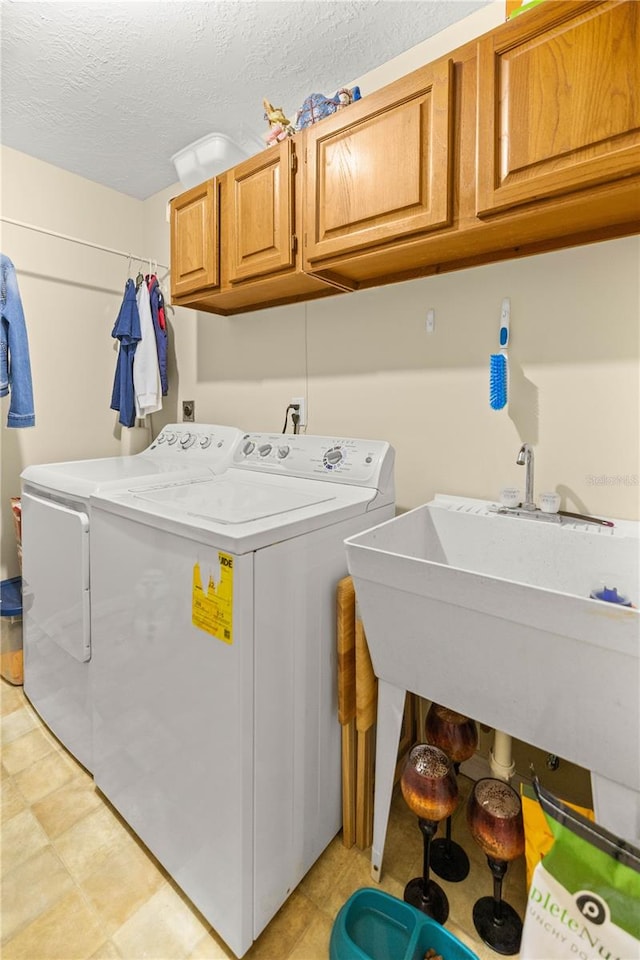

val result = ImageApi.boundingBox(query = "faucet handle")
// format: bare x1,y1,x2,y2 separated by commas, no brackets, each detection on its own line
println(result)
539,492,560,514
500,487,522,508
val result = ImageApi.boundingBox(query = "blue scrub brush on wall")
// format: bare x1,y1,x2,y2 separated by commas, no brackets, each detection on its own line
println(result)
490,298,510,410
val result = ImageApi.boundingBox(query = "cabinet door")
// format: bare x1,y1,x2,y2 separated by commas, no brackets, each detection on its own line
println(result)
304,59,454,264
227,140,295,283
477,0,640,216
170,179,219,299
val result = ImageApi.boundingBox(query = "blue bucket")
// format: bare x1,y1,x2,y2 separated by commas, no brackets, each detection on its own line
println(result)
330,888,479,960
1,576,22,618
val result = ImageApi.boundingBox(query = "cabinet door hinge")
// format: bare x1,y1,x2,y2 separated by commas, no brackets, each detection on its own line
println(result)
291,234,298,254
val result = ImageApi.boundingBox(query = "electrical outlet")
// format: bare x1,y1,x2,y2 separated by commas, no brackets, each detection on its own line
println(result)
291,396,306,427
182,400,195,422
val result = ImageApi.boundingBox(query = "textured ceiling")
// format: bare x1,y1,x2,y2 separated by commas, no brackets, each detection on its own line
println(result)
1,0,490,200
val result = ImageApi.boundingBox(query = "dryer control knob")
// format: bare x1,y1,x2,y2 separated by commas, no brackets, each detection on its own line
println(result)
165,432,177,445
156,433,167,444
199,436,212,449
180,433,195,448
243,440,255,456
258,443,273,457
277,445,290,459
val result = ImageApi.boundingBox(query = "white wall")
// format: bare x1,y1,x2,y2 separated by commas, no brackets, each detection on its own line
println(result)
0,146,164,579
141,0,638,523
2,0,639,582
148,223,640,519
345,0,504,89
0,1,506,580
141,0,638,522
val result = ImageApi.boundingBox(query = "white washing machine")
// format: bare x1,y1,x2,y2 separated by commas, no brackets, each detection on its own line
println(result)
89,432,395,958
20,423,244,771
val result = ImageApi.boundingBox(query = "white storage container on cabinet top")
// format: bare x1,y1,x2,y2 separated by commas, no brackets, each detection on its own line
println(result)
171,130,262,189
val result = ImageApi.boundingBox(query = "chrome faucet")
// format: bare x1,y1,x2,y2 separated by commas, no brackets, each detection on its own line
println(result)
490,443,612,527
517,443,536,510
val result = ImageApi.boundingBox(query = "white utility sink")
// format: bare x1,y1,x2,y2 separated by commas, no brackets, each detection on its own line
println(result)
345,494,640,877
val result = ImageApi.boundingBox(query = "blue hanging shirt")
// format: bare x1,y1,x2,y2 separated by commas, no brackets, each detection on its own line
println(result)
147,275,168,396
110,279,141,427
0,253,36,427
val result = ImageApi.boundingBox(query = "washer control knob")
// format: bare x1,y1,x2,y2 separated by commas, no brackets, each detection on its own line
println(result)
156,433,167,444
165,432,177,445
243,440,255,456
258,443,273,458
199,435,212,449
180,433,195,448
277,445,290,460
324,447,343,467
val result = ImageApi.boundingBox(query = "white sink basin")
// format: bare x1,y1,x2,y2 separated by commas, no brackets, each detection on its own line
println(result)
345,494,640,869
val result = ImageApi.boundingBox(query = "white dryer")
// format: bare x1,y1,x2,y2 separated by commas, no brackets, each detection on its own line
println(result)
20,423,244,771
89,433,395,958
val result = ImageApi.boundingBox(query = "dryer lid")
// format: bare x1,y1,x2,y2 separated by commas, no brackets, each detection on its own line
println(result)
21,455,212,499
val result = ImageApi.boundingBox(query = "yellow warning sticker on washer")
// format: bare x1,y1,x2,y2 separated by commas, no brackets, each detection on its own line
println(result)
192,555,233,644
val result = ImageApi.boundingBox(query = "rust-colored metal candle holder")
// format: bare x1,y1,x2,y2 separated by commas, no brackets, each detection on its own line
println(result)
425,703,478,882
400,743,458,924
467,778,525,955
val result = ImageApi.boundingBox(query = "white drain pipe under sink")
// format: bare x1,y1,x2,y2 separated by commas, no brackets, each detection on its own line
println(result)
490,729,516,781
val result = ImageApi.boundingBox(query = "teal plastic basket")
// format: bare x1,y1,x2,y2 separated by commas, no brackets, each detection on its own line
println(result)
330,888,479,960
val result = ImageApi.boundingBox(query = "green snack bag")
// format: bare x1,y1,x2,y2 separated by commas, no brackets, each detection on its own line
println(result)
520,781,640,960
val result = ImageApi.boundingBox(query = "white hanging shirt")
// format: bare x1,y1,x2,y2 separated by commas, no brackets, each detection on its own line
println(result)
133,281,162,417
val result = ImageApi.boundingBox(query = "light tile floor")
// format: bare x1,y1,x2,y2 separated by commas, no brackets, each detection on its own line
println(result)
1,679,527,959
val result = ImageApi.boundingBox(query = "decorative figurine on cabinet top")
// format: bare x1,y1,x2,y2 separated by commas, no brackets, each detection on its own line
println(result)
295,86,361,130
262,99,296,146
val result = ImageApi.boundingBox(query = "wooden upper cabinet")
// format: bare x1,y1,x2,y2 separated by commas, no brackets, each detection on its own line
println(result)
170,139,341,315
170,1,640,315
227,140,295,283
304,58,454,265
170,179,219,299
476,0,640,216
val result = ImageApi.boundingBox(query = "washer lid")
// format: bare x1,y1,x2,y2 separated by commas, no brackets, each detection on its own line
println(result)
92,468,385,553
133,477,334,524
